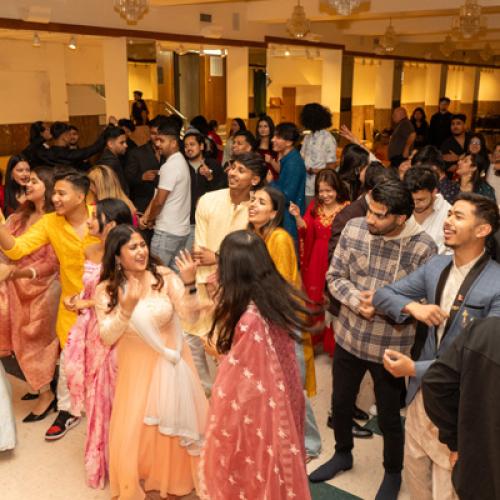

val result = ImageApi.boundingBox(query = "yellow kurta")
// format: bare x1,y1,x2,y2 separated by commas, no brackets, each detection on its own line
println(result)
2,207,99,347
265,228,316,397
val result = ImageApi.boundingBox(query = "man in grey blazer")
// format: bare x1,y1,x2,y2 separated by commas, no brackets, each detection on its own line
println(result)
373,192,500,499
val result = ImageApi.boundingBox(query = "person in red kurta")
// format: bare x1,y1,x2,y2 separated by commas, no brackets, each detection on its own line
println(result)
290,168,349,355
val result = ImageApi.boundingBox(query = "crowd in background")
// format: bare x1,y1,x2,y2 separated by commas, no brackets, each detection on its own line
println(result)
0,94,500,500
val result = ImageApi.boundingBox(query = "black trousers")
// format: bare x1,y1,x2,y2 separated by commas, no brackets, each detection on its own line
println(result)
332,344,404,473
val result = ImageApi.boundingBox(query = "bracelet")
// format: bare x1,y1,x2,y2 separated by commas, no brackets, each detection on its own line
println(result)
183,280,196,287
29,267,37,280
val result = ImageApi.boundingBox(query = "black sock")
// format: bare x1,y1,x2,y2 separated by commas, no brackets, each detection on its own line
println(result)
308,452,353,483
375,472,402,500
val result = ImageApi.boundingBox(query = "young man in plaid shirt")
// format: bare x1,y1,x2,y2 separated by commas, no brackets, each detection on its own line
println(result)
310,179,437,499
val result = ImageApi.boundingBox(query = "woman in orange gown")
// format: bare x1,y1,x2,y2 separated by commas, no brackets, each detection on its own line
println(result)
94,225,207,499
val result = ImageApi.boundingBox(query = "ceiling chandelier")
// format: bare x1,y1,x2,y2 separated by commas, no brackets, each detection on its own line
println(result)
114,0,149,25
380,20,397,53
328,0,361,16
286,0,311,39
451,0,486,39
439,35,456,57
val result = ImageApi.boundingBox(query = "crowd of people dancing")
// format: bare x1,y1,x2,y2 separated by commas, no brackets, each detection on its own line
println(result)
1,96,500,500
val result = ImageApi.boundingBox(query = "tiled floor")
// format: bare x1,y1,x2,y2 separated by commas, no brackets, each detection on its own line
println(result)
1,353,410,499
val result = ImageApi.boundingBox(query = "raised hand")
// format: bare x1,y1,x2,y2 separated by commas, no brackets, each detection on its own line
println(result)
175,249,198,285
289,201,301,218
119,276,143,315
339,125,360,145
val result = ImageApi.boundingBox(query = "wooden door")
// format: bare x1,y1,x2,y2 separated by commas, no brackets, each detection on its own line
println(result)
281,87,296,123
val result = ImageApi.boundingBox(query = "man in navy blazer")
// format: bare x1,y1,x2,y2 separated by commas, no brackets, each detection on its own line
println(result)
373,192,500,500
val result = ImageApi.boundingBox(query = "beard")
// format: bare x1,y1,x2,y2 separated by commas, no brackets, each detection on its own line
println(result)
367,219,400,236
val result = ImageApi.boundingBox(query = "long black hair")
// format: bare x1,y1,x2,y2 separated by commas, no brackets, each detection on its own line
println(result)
4,155,30,214
338,144,369,201
100,225,164,312
209,230,323,354
95,198,133,233
29,121,49,145
255,115,275,146
17,166,54,222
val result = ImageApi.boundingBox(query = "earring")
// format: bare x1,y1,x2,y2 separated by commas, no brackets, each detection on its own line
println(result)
115,260,121,272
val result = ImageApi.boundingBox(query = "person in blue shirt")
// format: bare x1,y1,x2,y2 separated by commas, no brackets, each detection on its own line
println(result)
271,122,306,242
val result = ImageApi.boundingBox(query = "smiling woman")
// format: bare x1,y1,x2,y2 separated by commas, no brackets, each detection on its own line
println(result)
0,166,60,426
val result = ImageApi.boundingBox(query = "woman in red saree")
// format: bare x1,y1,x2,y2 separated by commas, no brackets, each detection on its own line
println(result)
200,230,322,500
290,168,349,355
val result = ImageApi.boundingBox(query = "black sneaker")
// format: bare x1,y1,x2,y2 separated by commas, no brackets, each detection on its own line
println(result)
45,410,80,441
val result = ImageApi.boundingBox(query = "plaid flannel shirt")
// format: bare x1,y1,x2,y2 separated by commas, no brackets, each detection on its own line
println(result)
327,217,437,363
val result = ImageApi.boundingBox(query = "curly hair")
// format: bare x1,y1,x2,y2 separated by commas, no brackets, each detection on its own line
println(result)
300,103,332,132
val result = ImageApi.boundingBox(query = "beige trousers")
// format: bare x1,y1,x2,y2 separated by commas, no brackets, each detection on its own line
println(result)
404,392,458,500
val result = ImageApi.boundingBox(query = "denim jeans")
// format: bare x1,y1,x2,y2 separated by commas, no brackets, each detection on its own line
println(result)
151,229,190,271
185,224,196,253
295,341,322,457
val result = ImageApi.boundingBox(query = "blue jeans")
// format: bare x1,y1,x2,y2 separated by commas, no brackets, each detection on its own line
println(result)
295,341,322,457
151,229,189,271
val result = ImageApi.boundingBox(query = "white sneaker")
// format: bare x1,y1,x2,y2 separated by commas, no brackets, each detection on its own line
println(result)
369,404,378,416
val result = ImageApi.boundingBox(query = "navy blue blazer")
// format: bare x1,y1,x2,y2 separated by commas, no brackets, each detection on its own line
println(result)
373,254,500,404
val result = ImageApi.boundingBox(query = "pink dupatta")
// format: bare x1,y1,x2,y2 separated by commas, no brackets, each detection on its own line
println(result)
199,304,311,500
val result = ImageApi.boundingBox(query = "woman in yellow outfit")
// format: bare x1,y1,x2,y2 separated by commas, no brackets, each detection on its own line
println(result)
0,168,100,440
248,185,322,460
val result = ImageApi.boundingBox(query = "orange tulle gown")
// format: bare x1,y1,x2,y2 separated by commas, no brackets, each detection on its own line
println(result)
94,268,207,500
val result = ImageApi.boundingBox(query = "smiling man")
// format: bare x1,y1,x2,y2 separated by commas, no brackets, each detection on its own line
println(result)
373,192,500,499
404,165,451,254
185,151,267,393
141,123,191,270
0,168,99,441
311,179,436,500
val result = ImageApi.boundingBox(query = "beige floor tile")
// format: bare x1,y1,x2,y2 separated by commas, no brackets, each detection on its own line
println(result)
2,353,410,499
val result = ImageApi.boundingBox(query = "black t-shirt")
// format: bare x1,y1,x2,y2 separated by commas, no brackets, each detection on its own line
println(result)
429,111,452,148
131,99,149,125
441,133,471,172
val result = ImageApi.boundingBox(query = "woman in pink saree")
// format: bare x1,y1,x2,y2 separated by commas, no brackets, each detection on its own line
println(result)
199,230,323,500
64,198,133,488
0,166,60,421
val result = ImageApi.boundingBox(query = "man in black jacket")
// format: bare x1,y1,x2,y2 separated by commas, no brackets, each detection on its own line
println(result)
38,122,105,170
124,115,167,215
429,97,453,149
98,126,129,195
422,317,500,500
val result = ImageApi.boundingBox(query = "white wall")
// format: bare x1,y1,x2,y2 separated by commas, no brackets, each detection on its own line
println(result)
67,85,106,116
478,69,500,102
401,64,427,104
267,56,322,102
0,38,108,123
352,60,377,106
